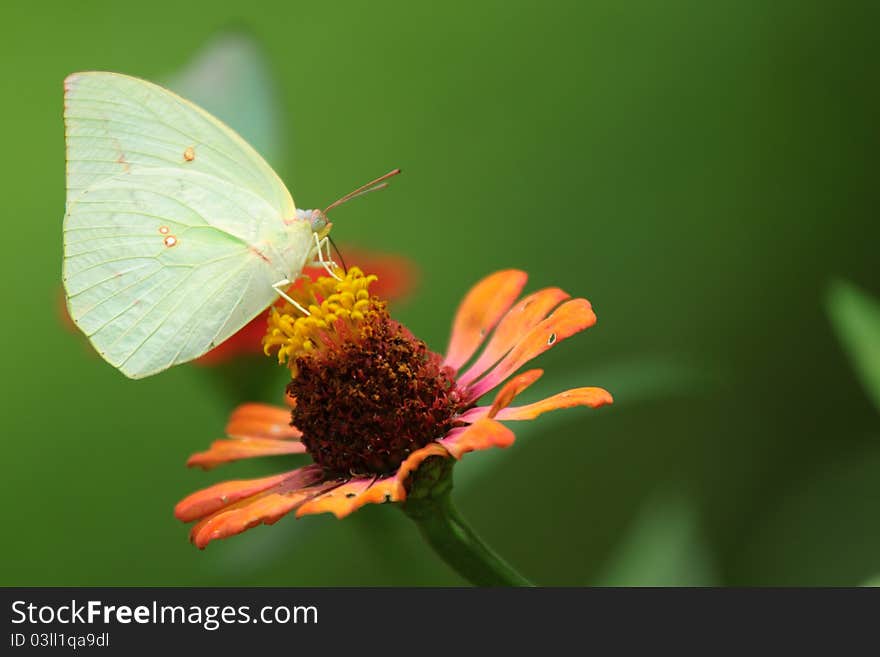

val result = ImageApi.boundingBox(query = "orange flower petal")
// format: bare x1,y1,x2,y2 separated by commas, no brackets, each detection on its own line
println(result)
398,442,450,480
466,298,597,400
458,288,570,387
439,418,515,459
348,477,406,508
454,406,490,423
443,270,528,372
174,469,314,522
487,369,543,418
229,403,292,422
295,477,378,519
296,443,450,518
225,403,301,440
362,443,448,502
190,477,337,549
495,387,614,420
186,437,307,470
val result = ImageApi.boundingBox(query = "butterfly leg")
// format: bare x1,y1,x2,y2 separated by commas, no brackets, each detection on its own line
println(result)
271,278,311,316
310,232,342,281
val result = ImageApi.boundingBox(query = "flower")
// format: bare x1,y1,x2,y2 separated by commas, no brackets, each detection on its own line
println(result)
175,268,612,548
195,248,417,365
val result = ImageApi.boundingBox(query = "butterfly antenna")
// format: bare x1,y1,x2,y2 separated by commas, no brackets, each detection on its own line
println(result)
328,234,348,274
323,168,401,214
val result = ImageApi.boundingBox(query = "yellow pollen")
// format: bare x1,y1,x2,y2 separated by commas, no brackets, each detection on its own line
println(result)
263,267,383,374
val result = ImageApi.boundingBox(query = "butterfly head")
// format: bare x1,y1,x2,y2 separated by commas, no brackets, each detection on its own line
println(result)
295,208,332,237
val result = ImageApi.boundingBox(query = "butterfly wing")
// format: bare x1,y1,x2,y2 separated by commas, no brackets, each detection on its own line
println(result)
165,33,283,167
63,72,306,378
64,71,294,215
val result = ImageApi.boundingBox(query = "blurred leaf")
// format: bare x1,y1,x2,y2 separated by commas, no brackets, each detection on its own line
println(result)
165,32,283,167
573,354,714,406
593,489,717,586
735,444,880,585
826,279,880,414
863,575,880,587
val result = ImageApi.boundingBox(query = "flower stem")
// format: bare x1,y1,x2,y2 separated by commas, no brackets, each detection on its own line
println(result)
401,456,534,586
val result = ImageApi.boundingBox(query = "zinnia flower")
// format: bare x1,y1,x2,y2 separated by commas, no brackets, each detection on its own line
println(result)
175,267,612,552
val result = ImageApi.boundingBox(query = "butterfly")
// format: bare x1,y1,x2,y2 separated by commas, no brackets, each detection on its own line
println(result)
62,71,398,378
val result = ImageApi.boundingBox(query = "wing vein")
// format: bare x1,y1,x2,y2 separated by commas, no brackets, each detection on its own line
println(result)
65,262,155,299
170,261,255,366
75,266,169,320
118,260,250,369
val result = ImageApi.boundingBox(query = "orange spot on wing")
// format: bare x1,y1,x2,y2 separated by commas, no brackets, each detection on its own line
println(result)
113,138,130,172
183,146,195,161
249,246,270,263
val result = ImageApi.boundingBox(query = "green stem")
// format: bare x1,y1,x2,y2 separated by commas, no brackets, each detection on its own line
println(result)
401,457,533,587
404,494,534,586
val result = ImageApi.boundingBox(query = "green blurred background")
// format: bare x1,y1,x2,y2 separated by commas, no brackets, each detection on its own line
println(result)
1,0,878,586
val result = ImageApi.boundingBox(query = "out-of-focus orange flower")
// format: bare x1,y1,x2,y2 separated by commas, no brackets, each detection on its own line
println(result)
175,268,611,548
195,248,417,365
58,247,417,366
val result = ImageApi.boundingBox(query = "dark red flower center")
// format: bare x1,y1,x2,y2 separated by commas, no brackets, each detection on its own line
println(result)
262,267,468,476
288,316,466,476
